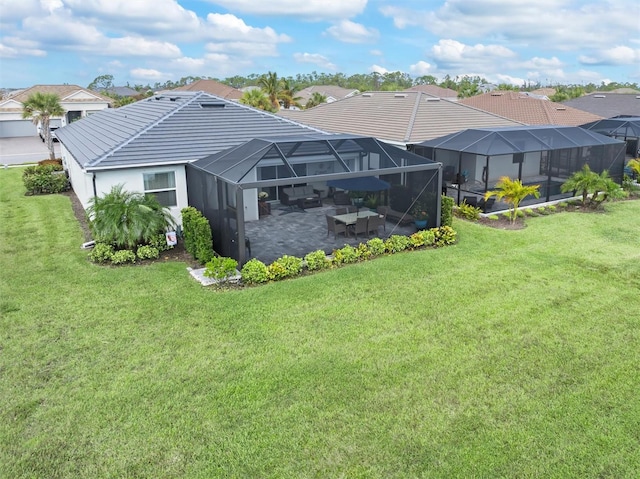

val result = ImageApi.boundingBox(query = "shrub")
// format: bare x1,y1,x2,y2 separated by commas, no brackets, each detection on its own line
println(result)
148,232,174,252
440,194,454,227
22,164,69,194
537,206,548,215
355,242,372,261
385,235,410,253
111,249,136,265
268,255,303,280
181,206,214,264
455,202,481,221
547,205,557,212
204,256,238,281
557,201,569,208
366,237,386,256
516,209,525,218
523,208,536,216
433,226,457,247
38,158,62,166
88,242,114,263
241,258,269,284
333,245,358,265
304,250,331,271
488,214,499,221
418,229,436,246
136,245,159,260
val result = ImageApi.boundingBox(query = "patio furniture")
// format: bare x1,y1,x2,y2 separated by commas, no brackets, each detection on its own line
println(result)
326,214,348,239
281,185,320,206
375,206,388,231
297,196,322,209
477,197,495,213
335,207,347,215
463,196,478,207
367,213,386,236
333,191,351,206
351,216,369,240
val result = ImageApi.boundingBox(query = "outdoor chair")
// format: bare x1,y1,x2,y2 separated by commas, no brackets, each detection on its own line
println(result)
335,207,347,215
351,216,369,240
346,205,359,213
477,197,495,213
367,213,386,236
462,196,478,207
333,191,351,206
326,214,347,239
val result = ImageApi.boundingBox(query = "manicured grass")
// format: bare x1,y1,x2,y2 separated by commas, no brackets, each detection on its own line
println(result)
2,167,640,478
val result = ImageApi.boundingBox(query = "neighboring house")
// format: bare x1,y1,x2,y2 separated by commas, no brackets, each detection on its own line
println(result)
297,85,360,107
55,91,325,225
95,86,140,97
562,92,640,118
171,79,243,101
0,84,111,138
278,91,522,148
405,85,458,100
459,91,603,126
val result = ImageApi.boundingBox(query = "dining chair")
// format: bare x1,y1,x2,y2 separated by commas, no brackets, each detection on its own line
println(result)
326,214,347,239
367,214,386,236
351,216,369,240
335,207,347,215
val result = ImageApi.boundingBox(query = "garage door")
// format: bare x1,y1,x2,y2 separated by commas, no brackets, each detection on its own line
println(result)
0,120,37,138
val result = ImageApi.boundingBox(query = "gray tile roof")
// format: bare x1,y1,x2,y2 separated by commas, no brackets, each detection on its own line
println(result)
562,93,640,118
56,91,325,170
278,91,522,145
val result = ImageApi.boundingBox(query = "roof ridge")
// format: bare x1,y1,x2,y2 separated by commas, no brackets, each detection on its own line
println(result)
404,91,423,142
86,92,205,167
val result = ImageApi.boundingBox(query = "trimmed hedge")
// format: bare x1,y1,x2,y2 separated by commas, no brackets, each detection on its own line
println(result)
181,206,214,264
22,164,69,194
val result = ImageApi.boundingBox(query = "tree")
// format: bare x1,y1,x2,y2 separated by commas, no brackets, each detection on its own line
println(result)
305,92,327,109
561,165,626,208
259,71,281,110
86,184,175,249
239,89,276,112
87,74,114,92
484,176,540,223
278,78,302,109
22,92,64,160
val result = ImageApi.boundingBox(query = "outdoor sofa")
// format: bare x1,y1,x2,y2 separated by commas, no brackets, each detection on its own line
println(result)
281,185,321,206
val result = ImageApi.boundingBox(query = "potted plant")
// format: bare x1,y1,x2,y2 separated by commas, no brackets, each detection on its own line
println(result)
411,199,429,229
258,191,269,202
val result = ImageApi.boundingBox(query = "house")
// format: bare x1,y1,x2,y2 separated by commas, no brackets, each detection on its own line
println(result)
404,85,458,101
0,85,111,138
95,86,140,98
278,91,522,148
171,79,243,101
297,85,360,107
562,92,640,118
459,91,603,126
55,91,326,226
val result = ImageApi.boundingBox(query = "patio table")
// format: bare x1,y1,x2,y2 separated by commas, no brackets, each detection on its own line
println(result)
331,210,379,226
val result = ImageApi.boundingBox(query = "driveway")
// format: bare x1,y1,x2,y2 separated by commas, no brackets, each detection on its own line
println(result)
0,136,61,166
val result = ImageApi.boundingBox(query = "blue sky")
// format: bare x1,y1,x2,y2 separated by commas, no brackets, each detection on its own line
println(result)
0,0,639,89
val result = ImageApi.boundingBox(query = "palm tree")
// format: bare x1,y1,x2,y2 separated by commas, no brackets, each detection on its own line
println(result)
86,184,175,249
484,176,540,223
278,78,302,109
560,165,601,206
239,89,276,112
258,71,281,110
590,170,626,206
22,92,65,160
305,92,327,109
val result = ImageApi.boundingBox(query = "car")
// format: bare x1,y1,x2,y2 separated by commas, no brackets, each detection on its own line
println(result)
38,125,59,142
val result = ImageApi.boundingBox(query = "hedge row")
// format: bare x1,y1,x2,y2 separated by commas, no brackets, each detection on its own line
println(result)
181,206,214,264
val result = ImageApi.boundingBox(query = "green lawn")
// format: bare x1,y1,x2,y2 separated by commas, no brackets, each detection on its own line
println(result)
2,167,640,478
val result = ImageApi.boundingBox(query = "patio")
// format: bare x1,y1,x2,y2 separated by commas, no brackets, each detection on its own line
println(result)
244,200,416,265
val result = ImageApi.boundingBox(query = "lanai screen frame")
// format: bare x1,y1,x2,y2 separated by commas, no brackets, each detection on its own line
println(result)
411,125,626,206
186,134,442,264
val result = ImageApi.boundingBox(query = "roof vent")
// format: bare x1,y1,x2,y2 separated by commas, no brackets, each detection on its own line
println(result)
425,97,440,101
200,102,226,108
636,96,640,99
490,92,503,96
394,93,407,98
593,94,606,98
555,107,566,110
362,93,373,97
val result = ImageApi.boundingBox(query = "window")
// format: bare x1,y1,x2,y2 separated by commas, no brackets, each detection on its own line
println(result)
143,172,176,207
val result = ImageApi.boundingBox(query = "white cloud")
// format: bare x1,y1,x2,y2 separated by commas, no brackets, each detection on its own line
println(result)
409,61,433,76
431,39,516,70
0,37,46,57
370,49,383,57
370,64,388,74
130,68,165,81
204,13,291,43
293,53,337,70
106,37,181,58
204,0,367,20
494,74,525,86
206,41,279,58
325,20,379,44
579,46,640,66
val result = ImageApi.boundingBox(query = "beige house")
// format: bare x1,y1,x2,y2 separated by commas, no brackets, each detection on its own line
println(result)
170,79,243,101
0,84,111,138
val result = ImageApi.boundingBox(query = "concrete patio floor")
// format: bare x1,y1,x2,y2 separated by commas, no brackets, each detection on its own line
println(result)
244,202,417,264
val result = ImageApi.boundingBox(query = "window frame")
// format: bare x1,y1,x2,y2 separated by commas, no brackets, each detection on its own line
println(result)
143,171,177,208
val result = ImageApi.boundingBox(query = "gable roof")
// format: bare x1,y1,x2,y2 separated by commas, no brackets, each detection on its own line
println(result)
171,79,242,100
405,85,458,98
278,91,522,145
562,93,640,118
55,91,326,171
8,84,111,104
459,91,603,126
297,85,360,105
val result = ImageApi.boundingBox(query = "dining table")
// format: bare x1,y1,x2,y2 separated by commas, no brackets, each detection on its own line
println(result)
331,210,379,226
